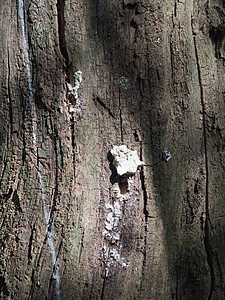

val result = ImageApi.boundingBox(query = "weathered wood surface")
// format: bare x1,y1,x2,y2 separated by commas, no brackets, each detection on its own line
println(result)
0,0,224,299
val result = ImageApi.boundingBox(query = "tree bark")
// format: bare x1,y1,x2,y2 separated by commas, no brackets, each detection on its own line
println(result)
0,0,224,299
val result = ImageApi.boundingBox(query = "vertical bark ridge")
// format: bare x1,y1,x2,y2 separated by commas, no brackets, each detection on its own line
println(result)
191,21,214,300
57,0,76,180
56,1,69,67
100,272,107,300
7,48,13,137
18,1,62,298
139,144,149,294
118,89,124,142
0,150,8,191
28,232,48,299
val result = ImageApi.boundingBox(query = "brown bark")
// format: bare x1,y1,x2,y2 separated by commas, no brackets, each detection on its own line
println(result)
0,0,224,299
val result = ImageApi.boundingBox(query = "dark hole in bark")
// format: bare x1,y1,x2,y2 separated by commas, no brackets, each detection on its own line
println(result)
12,191,22,212
0,276,9,297
133,130,139,142
133,52,138,60
130,19,137,30
209,24,225,59
107,151,118,185
124,3,137,11
118,176,129,194
194,179,199,194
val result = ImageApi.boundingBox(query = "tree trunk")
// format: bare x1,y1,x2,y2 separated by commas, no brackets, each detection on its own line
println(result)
0,0,224,299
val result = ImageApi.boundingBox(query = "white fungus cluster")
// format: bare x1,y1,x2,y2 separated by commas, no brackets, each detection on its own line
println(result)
67,71,82,99
111,145,143,176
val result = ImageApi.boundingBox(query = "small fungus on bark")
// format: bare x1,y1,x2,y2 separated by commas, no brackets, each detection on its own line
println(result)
162,151,172,162
111,145,143,176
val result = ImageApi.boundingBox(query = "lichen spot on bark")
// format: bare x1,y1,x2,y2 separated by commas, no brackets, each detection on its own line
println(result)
67,71,82,99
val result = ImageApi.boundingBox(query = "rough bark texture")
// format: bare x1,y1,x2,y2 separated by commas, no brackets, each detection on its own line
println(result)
0,0,224,299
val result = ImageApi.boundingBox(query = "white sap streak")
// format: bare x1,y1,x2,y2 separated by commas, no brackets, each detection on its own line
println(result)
38,168,61,300
18,1,61,298
37,169,50,224
18,0,36,144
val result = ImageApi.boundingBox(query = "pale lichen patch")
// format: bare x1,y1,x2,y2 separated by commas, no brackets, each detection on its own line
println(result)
67,71,82,99
103,194,129,277
67,71,83,113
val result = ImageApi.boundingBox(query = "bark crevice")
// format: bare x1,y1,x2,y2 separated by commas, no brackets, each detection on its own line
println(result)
191,20,214,300
78,230,84,263
28,224,35,261
0,276,9,297
47,130,60,223
70,116,76,178
169,40,175,86
118,90,123,142
93,96,115,118
139,144,148,293
7,48,13,137
56,0,72,81
100,272,106,300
